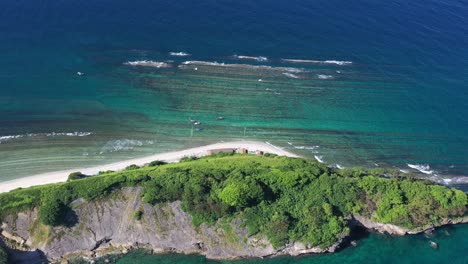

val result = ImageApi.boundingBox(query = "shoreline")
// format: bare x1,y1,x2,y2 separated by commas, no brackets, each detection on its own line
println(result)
0,141,299,193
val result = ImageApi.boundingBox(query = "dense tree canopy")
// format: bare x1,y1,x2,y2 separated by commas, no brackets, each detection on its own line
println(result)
0,154,466,249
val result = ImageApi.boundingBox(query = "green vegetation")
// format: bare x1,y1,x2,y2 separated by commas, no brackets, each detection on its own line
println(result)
0,155,466,250
134,209,143,221
125,164,140,170
0,246,7,264
148,160,167,167
67,172,87,181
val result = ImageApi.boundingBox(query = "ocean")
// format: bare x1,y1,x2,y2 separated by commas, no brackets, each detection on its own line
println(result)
1,0,468,262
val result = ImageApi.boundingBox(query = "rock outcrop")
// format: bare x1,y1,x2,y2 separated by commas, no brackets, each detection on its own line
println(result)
351,215,468,235
0,188,339,263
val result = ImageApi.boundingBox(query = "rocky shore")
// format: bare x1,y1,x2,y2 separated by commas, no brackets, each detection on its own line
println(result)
1,187,467,263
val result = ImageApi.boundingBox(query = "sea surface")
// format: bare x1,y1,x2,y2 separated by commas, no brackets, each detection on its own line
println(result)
1,0,468,261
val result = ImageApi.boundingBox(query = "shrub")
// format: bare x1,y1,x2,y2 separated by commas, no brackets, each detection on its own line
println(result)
180,156,198,162
67,172,87,181
134,210,143,221
39,198,68,226
148,160,167,167
125,164,140,170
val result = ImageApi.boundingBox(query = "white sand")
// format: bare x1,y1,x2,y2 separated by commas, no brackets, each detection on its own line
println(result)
0,141,299,193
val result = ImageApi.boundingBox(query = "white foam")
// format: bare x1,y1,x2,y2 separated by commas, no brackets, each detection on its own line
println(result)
283,72,300,79
317,74,333,79
233,55,268,62
407,164,434,175
443,178,453,183
281,59,353,65
99,139,154,154
180,61,305,73
314,155,324,163
46,132,93,137
293,145,319,150
0,135,24,143
399,169,409,174
336,164,344,169
323,60,353,65
124,60,171,68
169,52,191,57
0,132,93,143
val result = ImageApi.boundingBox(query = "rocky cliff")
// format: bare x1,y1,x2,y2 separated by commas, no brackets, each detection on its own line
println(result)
0,187,341,263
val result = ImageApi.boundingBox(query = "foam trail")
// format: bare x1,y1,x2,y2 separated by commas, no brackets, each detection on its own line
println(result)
281,59,353,65
314,155,324,163
0,135,24,143
336,164,344,169
180,61,305,73
99,139,154,154
317,74,333,79
46,132,92,137
169,52,191,56
124,60,171,68
0,132,93,143
407,164,434,174
232,55,268,62
283,72,300,79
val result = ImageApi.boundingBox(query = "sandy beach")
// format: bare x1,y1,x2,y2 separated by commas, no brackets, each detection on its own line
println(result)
0,141,299,193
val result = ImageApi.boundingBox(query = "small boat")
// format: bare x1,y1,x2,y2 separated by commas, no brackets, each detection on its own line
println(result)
216,116,224,120
194,121,201,126
76,71,85,76
430,241,438,250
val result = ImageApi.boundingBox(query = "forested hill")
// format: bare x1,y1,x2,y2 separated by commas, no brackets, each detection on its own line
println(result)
0,154,467,261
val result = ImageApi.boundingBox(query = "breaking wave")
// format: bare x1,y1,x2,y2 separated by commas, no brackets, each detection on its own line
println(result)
281,59,353,65
0,132,93,143
124,60,171,68
317,74,333,79
169,52,191,56
407,164,434,174
46,132,92,137
283,72,300,79
232,55,268,62
314,155,324,163
99,139,155,154
287,142,319,150
180,61,305,73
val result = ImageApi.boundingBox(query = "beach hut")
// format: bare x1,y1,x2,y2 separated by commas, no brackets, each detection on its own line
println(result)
255,150,264,156
238,148,248,154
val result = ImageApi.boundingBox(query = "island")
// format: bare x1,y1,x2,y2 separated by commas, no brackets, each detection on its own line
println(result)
0,146,466,263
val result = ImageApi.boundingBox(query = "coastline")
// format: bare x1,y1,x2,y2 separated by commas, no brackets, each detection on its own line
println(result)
0,141,299,193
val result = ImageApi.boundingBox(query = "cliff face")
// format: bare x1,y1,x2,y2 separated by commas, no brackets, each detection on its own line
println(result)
0,188,338,263
2,187,466,263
